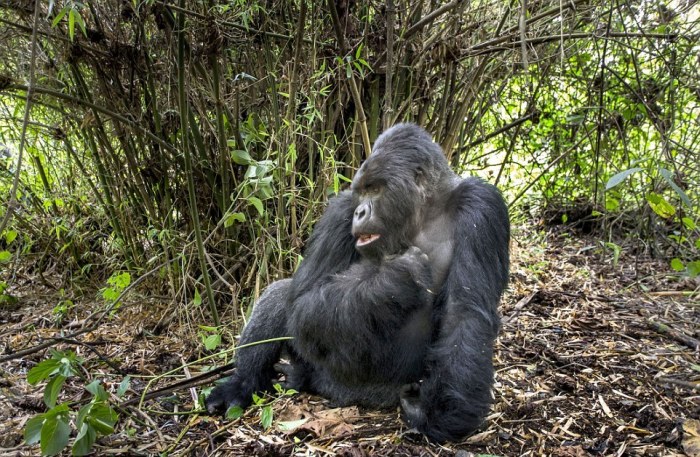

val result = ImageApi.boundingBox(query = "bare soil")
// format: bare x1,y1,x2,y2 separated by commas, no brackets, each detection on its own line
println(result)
1,227,698,456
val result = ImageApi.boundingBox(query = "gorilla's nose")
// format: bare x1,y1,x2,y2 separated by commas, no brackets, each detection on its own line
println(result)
354,201,371,225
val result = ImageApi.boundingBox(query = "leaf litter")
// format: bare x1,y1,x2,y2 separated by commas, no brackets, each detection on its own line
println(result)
0,225,698,456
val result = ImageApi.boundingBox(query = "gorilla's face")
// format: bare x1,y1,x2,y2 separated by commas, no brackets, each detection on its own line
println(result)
350,155,423,259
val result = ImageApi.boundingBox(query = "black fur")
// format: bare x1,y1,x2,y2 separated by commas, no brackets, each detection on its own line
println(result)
206,124,510,442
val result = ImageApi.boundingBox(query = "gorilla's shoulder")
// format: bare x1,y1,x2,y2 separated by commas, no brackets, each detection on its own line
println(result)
449,176,508,217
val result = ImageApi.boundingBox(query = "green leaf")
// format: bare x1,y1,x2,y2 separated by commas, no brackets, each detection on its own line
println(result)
260,405,273,429
40,414,70,456
670,258,685,272
646,193,676,219
681,217,696,230
24,414,45,445
224,212,246,228
193,288,202,306
117,376,131,397
659,167,692,208
605,167,642,190
72,422,96,456
231,150,252,165
27,359,61,385
687,261,700,278
225,405,244,419
51,6,68,27
43,375,66,408
72,9,86,36
85,380,108,401
202,333,221,351
0,250,11,263
68,9,75,41
247,197,264,216
108,272,131,290
86,403,118,434
5,230,18,244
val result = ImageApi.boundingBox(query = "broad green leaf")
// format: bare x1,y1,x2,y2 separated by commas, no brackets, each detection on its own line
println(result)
117,376,131,397
605,198,619,211
202,333,221,351
225,405,244,419
605,167,642,190
260,405,273,429
193,288,202,306
86,403,118,434
687,261,700,278
85,380,108,401
670,258,684,272
40,415,70,456
247,197,264,216
5,230,17,244
646,193,676,219
72,422,96,456
27,359,60,384
0,250,11,263
659,168,692,208
224,212,245,228
24,414,45,445
681,217,696,230
231,150,252,165
44,375,66,408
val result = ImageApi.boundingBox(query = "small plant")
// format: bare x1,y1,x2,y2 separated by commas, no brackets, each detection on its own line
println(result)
24,350,121,456
225,383,297,429
198,325,222,351
101,272,130,313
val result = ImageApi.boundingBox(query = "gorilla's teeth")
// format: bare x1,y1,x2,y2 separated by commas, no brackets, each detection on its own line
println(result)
357,234,380,246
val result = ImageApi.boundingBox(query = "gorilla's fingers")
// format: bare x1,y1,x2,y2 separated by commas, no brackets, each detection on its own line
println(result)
400,382,426,427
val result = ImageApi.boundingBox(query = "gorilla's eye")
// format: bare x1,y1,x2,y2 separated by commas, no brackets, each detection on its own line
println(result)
364,183,381,195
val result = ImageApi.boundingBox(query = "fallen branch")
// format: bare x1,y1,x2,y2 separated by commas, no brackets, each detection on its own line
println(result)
648,319,700,351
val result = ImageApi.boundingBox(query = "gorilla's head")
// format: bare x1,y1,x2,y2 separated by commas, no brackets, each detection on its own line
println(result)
350,123,453,259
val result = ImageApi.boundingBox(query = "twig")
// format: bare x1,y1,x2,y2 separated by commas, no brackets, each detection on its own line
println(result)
656,377,700,391
503,291,538,325
648,319,700,351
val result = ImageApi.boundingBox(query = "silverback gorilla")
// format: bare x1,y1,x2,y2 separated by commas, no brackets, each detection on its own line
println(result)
206,124,510,442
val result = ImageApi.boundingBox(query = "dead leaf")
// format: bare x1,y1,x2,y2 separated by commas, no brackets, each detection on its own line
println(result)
683,419,700,457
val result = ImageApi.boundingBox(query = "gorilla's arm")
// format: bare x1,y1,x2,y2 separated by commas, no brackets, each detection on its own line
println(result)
205,279,291,414
401,177,510,442
288,193,432,374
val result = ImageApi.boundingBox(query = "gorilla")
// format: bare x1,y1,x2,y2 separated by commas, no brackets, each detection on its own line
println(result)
206,123,510,442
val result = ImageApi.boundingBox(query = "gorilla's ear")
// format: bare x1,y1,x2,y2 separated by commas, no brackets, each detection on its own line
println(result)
414,167,427,186
414,168,429,201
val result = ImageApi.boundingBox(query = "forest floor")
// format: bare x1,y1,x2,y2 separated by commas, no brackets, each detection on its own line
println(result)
1,225,699,457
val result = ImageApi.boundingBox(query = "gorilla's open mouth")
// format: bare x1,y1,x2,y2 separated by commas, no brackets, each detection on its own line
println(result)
356,234,381,246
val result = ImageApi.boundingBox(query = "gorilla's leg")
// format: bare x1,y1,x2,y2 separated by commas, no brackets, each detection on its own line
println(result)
400,310,497,442
206,279,291,414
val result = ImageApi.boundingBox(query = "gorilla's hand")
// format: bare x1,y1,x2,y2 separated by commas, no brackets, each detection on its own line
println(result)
205,373,255,415
400,382,427,427
274,362,310,391
388,246,432,288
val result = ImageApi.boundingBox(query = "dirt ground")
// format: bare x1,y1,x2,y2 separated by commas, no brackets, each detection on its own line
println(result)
1,226,698,456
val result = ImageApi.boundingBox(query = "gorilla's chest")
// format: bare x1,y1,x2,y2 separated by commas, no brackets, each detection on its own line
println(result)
413,214,455,290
